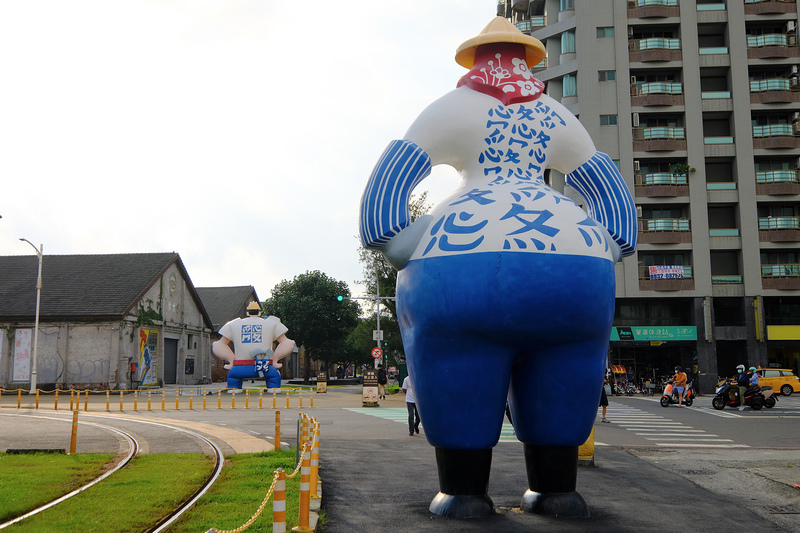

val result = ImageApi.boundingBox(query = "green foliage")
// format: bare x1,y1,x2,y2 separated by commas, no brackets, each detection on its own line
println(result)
264,270,360,380
669,163,696,176
0,452,114,521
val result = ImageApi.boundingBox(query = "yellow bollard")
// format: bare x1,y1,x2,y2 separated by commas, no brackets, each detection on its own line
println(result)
202,390,207,410
300,414,310,451
286,392,290,409
578,427,596,467
310,391,314,409
162,391,166,411
292,443,314,533
273,469,287,533
217,390,222,409
245,390,250,409
299,390,303,409
70,390,75,411
106,391,110,412
84,390,88,411
175,390,180,410
231,390,236,409
274,410,281,451
189,389,194,410
17,389,22,409
259,390,263,409
310,423,320,499
35,390,40,409
273,390,277,409
134,391,138,411
120,390,124,411
54,389,59,411
147,391,152,411
69,409,79,455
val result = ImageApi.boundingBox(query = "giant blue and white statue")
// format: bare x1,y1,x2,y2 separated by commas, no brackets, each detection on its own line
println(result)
359,18,637,519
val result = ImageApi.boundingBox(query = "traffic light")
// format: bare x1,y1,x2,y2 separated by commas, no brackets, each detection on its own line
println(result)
337,295,344,301
383,341,389,347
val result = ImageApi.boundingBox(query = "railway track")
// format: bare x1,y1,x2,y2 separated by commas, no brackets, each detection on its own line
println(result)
0,412,225,531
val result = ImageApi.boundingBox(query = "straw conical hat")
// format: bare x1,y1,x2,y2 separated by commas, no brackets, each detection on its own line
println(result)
455,16,546,69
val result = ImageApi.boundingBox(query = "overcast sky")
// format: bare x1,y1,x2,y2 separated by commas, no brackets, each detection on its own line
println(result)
0,0,495,300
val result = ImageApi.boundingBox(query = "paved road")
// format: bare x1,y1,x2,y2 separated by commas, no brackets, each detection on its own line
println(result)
3,384,799,531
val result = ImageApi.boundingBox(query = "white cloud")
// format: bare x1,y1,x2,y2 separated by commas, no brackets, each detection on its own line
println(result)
0,0,491,298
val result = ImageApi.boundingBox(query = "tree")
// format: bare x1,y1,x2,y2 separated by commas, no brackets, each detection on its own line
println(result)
356,192,433,345
263,270,360,383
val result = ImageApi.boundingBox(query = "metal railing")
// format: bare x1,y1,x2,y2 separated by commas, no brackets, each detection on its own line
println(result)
747,34,798,48
641,218,690,232
633,127,686,141
631,81,682,96
756,170,800,183
753,123,799,137
635,172,688,186
761,263,800,277
758,216,800,230
629,38,681,51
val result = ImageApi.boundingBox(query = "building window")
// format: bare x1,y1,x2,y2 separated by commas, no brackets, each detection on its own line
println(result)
599,70,616,81
560,0,575,10
600,115,618,126
563,74,577,97
597,27,614,38
561,31,576,54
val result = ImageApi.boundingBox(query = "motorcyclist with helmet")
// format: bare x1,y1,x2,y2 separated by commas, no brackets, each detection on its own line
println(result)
735,364,749,411
672,366,688,407
749,366,759,387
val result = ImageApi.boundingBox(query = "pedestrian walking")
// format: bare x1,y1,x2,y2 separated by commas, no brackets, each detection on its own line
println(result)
402,375,420,436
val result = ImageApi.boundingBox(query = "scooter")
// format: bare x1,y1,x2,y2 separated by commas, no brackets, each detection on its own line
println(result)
762,386,778,408
660,380,694,407
712,381,765,410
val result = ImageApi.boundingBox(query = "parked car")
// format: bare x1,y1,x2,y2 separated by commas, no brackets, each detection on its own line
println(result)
756,368,800,396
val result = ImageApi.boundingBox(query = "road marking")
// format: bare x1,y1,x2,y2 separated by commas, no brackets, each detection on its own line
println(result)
597,405,749,448
344,408,518,442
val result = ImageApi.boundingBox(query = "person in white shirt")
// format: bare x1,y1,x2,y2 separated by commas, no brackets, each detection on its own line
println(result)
402,375,420,436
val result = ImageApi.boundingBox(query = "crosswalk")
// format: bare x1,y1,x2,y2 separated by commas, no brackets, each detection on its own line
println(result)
599,403,749,448
346,408,518,442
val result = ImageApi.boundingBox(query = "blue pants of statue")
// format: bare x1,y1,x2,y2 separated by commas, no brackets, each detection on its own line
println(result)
226,364,282,390
397,252,614,450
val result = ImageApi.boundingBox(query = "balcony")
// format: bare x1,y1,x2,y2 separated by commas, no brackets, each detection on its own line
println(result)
747,34,800,60
627,0,680,19
639,218,692,243
515,16,546,34
629,38,682,62
756,169,800,194
634,172,690,197
639,265,695,291
633,126,687,151
744,0,797,16
631,81,684,107
752,123,800,149
750,78,800,104
759,216,800,241
762,263,800,289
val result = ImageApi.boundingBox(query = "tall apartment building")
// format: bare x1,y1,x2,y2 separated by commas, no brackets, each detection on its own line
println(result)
499,0,800,393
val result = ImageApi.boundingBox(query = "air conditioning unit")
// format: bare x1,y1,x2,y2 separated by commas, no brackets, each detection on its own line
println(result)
636,206,643,218
628,27,635,38
792,77,800,89
632,112,640,127
634,160,640,171
787,21,796,34
791,65,799,76
792,111,800,122
795,156,800,169
631,76,637,85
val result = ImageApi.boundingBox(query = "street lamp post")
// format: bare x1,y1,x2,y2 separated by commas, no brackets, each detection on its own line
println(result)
20,239,43,395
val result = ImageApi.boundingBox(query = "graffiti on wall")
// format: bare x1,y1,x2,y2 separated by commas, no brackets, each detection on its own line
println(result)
139,329,159,386
65,358,111,383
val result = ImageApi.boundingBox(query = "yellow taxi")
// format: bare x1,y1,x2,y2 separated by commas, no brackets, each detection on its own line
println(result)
756,368,800,396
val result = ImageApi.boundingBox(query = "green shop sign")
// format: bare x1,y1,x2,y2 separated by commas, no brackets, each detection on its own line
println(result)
611,326,697,341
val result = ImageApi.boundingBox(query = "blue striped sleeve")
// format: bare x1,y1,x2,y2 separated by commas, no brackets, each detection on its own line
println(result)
359,140,432,249
566,152,638,257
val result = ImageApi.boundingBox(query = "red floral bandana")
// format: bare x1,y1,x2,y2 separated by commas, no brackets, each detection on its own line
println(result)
457,43,545,105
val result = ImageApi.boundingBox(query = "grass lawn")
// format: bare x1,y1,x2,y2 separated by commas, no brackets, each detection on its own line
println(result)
1,450,305,532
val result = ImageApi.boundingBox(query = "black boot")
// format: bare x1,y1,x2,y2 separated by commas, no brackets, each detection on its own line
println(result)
520,444,589,518
429,448,494,518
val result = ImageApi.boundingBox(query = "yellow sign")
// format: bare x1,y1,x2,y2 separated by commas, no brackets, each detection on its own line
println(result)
767,325,800,340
